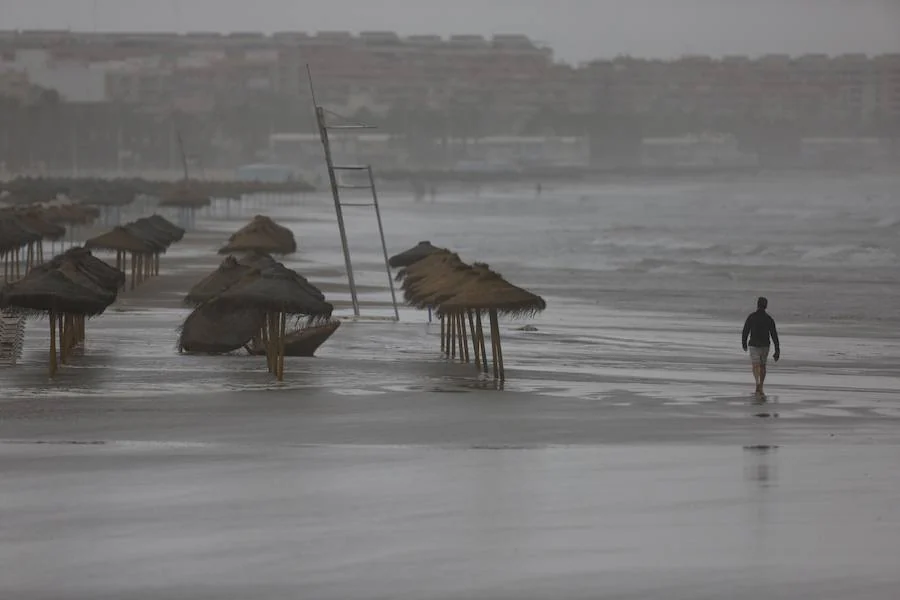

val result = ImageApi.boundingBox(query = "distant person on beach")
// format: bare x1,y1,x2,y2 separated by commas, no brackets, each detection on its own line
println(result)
742,296,780,395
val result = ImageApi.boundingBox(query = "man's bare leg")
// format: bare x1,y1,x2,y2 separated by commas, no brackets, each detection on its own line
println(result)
759,364,767,394
752,364,761,393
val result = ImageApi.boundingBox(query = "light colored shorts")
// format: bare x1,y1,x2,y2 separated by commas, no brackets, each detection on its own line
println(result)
749,346,770,366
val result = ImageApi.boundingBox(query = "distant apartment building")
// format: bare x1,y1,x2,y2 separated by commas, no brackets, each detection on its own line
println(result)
0,48,111,102
1,29,898,134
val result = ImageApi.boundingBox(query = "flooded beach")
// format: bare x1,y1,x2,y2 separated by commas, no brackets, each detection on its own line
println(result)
2,173,900,598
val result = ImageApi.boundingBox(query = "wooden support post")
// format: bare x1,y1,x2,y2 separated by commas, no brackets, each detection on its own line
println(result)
15,246,20,279
467,310,480,366
278,312,287,381
458,313,469,363
260,322,268,365
440,313,445,354
155,252,160,276
449,311,456,359
489,309,504,381
58,313,67,365
476,311,488,372
130,252,136,290
488,310,499,380
268,313,278,374
49,310,58,377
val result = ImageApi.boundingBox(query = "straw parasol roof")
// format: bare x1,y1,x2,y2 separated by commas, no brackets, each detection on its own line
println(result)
144,214,185,242
177,305,264,354
124,223,167,252
84,226,157,253
209,263,331,317
389,241,445,268
0,217,42,252
403,260,474,309
49,247,126,291
41,204,99,226
184,255,255,306
237,250,278,270
158,182,212,208
0,267,114,316
397,251,546,317
218,215,297,255
438,266,546,317
5,210,66,241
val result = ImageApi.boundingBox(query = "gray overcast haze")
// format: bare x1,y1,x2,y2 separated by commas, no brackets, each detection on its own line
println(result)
1,0,899,62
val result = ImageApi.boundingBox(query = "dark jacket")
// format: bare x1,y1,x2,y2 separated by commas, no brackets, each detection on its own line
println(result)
742,309,779,350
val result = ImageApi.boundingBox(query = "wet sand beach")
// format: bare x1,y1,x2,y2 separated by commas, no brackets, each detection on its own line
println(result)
2,175,899,598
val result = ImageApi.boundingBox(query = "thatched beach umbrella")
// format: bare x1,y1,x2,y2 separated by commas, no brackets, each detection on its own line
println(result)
84,226,155,290
84,214,182,290
388,241,444,268
206,263,332,380
397,252,546,381
0,252,121,376
158,183,211,230
219,215,297,256
438,265,545,380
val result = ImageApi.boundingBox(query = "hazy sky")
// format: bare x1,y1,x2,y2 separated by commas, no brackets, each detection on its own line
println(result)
1,0,898,63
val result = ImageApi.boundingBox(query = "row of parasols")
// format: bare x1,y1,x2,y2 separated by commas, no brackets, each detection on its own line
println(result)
390,241,546,381
0,215,185,376
1,204,100,281
3,176,315,209
83,215,186,290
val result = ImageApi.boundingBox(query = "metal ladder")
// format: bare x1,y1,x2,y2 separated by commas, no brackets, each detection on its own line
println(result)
312,92,400,321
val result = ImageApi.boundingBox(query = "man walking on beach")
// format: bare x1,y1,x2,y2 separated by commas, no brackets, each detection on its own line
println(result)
742,297,780,395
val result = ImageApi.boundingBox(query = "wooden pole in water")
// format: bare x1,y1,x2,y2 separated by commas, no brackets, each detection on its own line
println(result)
155,252,160,276
489,309,504,381
467,310,480,365
58,313,66,365
278,312,287,381
458,313,469,362
264,313,272,372
259,321,268,362
449,312,456,359
268,313,278,374
475,311,488,372
49,310,57,376
440,313,445,354
488,311,498,379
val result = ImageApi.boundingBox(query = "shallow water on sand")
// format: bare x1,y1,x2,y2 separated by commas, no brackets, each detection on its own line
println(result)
2,173,899,599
